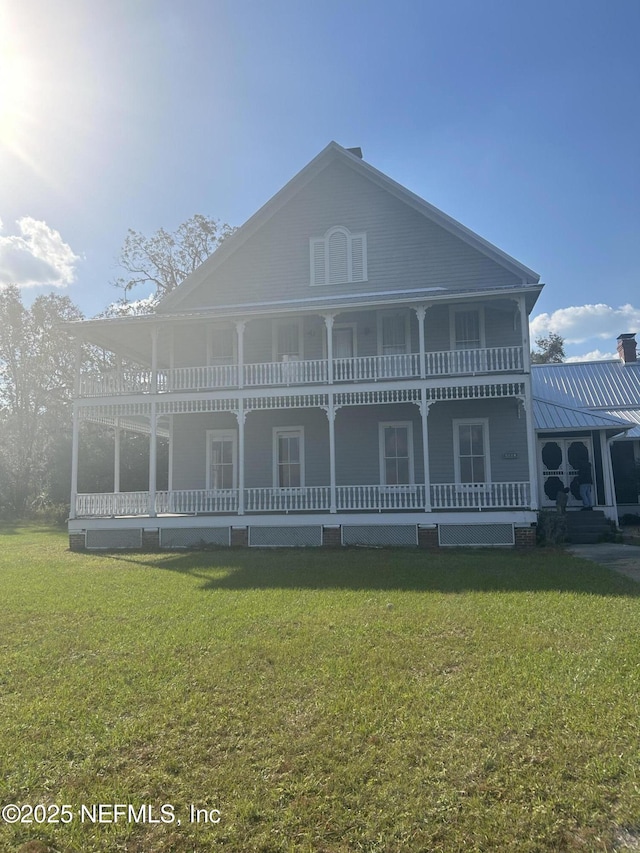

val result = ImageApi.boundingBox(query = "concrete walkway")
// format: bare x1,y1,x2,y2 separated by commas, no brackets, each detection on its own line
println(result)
568,543,640,584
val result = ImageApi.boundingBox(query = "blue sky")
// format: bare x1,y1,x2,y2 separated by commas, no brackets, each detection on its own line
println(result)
1,0,639,359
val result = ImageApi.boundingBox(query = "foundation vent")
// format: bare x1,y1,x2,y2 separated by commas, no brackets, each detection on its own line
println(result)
160,527,231,548
438,523,514,547
249,526,323,547
86,528,142,549
342,525,418,547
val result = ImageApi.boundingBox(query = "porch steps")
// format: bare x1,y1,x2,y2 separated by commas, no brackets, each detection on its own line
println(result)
565,510,612,544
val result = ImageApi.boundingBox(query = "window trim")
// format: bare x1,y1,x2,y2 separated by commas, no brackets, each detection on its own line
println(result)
453,418,491,487
205,429,238,490
272,426,305,489
272,317,304,362
206,325,237,365
310,225,368,287
378,421,415,486
377,310,410,356
449,305,486,350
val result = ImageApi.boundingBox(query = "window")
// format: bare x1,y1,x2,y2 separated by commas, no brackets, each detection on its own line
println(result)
451,307,484,349
379,311,409,355
206,430,237,489
272,319,302,362
379,422,414,485
453,419,490,485
273,427,304,487
310,226,367,286
208,326,235,364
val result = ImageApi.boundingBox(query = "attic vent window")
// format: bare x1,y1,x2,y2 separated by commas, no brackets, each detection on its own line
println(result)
310,226,367,286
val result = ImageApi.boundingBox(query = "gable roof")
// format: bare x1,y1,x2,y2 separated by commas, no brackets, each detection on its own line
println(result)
158,141,540,314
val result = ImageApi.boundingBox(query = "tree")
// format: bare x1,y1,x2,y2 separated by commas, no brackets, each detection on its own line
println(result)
114,214,236,305
0,286,83,515
531,332,565,364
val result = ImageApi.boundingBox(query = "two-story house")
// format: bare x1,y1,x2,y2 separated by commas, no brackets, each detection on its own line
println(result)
67,142,544,550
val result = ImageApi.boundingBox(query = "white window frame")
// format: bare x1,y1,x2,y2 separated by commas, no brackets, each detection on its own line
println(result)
377,310,410,356
310,226,367,287
379,421,415,486
206,429,238,490
449,305,486,350
453,418,491,487
272,426,305,489
272,317,304,362
206,325,237,365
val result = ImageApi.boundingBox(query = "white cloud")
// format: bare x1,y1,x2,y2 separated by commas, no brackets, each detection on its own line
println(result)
565,349,617,363
530,303,640,345
0,217,80,288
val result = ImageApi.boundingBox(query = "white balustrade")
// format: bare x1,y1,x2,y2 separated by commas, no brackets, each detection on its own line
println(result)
168,364,238,391
336,484,426,511
430,482,530,509
425,346,523,376
333,353,420,382
243,359,328,387
155,489,239,513
244,487,331,512
75,491,151,517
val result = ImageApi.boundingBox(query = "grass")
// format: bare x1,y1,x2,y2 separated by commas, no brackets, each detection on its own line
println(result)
1,526,640,852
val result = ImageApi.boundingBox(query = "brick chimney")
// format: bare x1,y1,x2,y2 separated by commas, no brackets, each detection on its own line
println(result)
617,333,637,363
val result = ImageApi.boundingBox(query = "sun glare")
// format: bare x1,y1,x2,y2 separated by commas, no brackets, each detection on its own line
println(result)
0,37,35,154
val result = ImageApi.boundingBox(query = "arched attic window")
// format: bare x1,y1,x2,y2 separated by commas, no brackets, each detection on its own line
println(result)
310,226,367,286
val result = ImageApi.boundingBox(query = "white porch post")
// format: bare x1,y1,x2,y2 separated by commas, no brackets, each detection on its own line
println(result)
326,396,337,512
236,321,246,389
168,415,174,493
519,294,531,372
237,400,245,515
420,393,432,511
323,314,335,384
114,419,121,494
601,432,616,509
69,404,80,519
520,387,539,510
151,326,158,393
414,306,427,379
148,403,157,516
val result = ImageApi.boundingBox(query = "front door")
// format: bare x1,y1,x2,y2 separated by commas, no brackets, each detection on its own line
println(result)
538,438,593,507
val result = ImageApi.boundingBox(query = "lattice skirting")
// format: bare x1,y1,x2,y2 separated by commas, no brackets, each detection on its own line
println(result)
341,525,418,547
85,528,143,549
438,523,515,547
160,527,231,548
248,526,323,547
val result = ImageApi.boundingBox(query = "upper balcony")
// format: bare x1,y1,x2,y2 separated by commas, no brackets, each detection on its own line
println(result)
78,345,524,398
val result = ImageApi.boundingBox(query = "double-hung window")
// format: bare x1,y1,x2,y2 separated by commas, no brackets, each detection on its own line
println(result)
206,430,237,490
208,326,235,365
451,307,484,350
453,419,490,486
273,319,302,362
273,427,304,488
379,312,409,356
379,422,414,486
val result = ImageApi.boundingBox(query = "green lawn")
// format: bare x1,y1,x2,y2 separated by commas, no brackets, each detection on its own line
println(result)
1,527,640,852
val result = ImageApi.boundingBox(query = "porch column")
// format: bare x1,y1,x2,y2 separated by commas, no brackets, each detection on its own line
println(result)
420,393,432,511
325,397,337,513
168,328,175,391
168,415,174,492
520,387,539,510
148,403,157,516
150,326,159,393
236,321,246,389
601,433,615,508
518,294,531,371
323,314,335,384
114,419,121,493
413,306,427,379
69,404,80,519
237,400,245,515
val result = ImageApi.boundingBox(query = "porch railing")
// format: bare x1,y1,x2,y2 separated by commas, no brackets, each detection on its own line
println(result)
336,484,426,510
430,482,531,509
75,482,531,516
78,346,524,397
425,346,523,375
